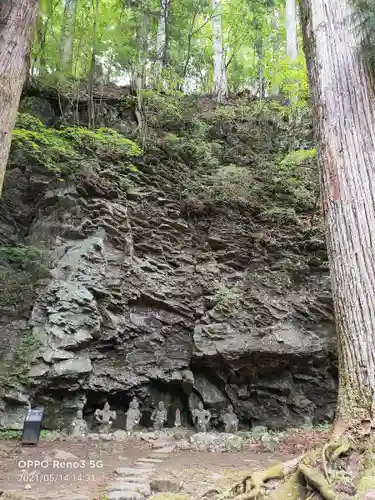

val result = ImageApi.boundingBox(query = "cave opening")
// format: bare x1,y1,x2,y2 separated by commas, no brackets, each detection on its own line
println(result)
84,382,193,431
139,381,192,428
84,390,133,431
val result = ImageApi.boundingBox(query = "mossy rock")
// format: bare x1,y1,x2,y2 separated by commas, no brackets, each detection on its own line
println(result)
11,113,142,178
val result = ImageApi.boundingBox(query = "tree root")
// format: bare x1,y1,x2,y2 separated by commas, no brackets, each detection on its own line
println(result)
299,463,338,500
228,457,301,499
354,450,375,499
322,441,350,483
224,440,356,500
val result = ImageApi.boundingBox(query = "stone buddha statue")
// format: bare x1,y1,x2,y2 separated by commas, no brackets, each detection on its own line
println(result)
126,398,142,433
94,402,116,433
174,408,181,428
192,402,211,432
70,409,88,438
222,404,239,433
151,401,168,431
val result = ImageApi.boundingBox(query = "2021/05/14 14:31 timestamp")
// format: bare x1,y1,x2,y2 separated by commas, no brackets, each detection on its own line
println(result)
17,473,96,483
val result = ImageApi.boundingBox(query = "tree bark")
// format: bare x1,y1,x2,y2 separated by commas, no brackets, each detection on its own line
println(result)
60,0,78,73
0,0,38,197
255,38,264,98
286,0,298,61
155,0,170,69
212,0,228,102
300,0,375,430
270,9,281,96
87,0,99,129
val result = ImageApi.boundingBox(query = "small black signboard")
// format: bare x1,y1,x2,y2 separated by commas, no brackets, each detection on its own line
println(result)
21,407,44,445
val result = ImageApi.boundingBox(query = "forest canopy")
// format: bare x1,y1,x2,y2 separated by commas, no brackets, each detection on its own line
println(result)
33,0,308,104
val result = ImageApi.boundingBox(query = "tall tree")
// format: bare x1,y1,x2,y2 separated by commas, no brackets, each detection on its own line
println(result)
300,0,375,436
0,0,39,196
60,0,78,72
155,0,170,69
87,0,99,129
285,0,297,61
212,0,228,101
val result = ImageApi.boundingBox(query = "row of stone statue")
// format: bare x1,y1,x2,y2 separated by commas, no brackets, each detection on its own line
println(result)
71,399,239,437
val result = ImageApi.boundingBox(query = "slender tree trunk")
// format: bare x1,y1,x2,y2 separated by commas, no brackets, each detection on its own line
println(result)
300,0,375,432
271,9,281,96
163,0,170,67
87,0,99,129
286,0,298,61
0,0,38,197
155,0,170,70
255,38,264,98
134,12,149,92
212,0,228,102
60,0,78,73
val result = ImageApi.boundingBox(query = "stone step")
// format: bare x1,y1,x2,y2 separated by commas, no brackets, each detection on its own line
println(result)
136,458,164,464
151,445,175,454
115,467,155,476
108,481,151,496
107,492,143,500
151,441,172,449
114,476,151,484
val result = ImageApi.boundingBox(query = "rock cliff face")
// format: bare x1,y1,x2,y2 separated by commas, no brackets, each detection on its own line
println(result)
0,90,337,431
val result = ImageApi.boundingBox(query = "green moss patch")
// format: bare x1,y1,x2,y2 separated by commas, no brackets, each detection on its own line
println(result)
11,113,142,178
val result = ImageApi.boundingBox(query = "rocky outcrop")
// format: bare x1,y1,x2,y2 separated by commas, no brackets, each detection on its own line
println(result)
0,93,337,431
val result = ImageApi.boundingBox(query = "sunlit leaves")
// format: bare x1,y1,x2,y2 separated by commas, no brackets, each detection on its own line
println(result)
32,0,308,105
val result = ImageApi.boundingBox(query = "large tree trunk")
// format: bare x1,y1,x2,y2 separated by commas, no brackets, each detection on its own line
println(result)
0,0,38,197
300,0,375,432
286,0,298,61
60,0,78,73
212,0,228,103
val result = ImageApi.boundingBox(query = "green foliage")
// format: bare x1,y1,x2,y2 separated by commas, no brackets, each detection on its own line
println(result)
59,127,142,159
0,429,55,440
163,98,316,218
0,245,43,267
15,113,46,131
11,114,142,180
0,430,22,440
280,148,317,167
31,0,309,107
12,114,78,173
269,148,318,212
143,91,186,129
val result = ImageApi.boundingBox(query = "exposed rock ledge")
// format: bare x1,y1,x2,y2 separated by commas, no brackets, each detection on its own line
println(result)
0,94,336,431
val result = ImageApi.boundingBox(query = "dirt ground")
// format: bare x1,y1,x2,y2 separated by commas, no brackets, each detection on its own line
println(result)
0,428,329,500
155,449,293,499
0,438,150,499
